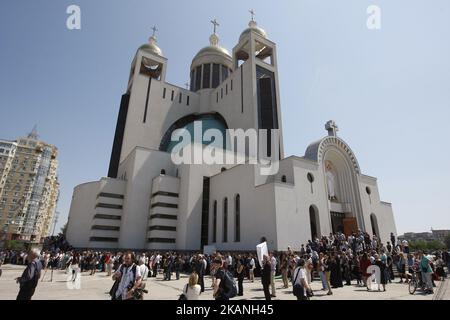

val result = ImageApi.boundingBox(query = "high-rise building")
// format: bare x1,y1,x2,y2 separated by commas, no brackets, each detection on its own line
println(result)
0,128,59,246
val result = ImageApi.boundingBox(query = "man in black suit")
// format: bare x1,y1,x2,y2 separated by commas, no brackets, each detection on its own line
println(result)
195,254,206,292
261,255,272,300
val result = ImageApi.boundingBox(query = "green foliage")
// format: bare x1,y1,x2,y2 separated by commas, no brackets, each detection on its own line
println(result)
409,240,445,251
60,223,68,236
4,240,26,250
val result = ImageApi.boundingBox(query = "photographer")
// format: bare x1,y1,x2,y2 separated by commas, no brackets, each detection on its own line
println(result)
111,252,142,300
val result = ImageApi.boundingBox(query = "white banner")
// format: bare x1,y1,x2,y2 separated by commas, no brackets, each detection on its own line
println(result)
256,241,268,267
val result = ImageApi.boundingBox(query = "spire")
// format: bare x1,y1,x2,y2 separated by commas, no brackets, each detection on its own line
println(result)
149,25,159,46
210,19,219,34
28,125,39,140
248,9,258,28
140,25,163,56
209,19,220,47
249,9,255,22
151,25,158,38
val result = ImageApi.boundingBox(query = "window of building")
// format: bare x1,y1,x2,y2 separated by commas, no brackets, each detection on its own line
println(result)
212,64,220,88
190,69,195,91
213,200,217,243
281,175,287,183
179,92,182,103
221,65,229,82
171,90,174,101
235,194,240,242
202,63,211,89
223,198,228,242
186,96,190,106
163,87,166,99
195,65,202,91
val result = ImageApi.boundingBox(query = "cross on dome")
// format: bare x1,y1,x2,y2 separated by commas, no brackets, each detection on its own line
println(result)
151,25,158,37
249,9,255,21
325,120,339,137
210,19,219,34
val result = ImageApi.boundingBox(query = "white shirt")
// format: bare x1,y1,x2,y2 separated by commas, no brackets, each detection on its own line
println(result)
138,264,149,281
249,258,255,269
185,284,201,300
270,256,277,271
115,264,142,300
293,267,307,297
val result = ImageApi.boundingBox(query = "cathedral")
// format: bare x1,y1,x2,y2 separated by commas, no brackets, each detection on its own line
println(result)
66,16,397,251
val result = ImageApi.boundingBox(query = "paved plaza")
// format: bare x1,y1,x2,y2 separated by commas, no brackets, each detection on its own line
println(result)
0,264,447,300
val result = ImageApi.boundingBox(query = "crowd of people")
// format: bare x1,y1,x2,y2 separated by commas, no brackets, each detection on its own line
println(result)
1,230,449,300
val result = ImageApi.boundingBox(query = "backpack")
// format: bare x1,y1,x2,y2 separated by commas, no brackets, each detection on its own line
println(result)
222,270,238,299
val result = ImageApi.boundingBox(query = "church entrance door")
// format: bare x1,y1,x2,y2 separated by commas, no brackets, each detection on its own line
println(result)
330,211,345,234
343,217,358,236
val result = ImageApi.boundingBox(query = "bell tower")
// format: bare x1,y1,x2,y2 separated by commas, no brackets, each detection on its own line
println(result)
108,28,167,178
233,11,284,159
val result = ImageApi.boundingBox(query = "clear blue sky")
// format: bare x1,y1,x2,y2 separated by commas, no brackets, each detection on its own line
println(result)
1,0,449,235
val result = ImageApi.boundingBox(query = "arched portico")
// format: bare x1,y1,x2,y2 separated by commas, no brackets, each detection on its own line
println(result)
305,125,365,235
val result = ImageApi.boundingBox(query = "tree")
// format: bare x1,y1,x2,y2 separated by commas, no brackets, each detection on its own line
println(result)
60,223,68,236
444,234,450,250
409,240,445,251
4,240,25,250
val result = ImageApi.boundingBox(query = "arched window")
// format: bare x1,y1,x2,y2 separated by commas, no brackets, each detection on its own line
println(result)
223,198,228,242
221,167,227,172
370,213,379,237
366,187,372,204
235,194,240,242
307,172,314,193
309,205,320,240
160,169,166,175
281,175,287,183
213,201,217,243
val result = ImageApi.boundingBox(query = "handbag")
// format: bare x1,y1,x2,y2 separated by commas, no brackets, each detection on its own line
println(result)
178,284,188,300
109,265,124,298
109,279,120,298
